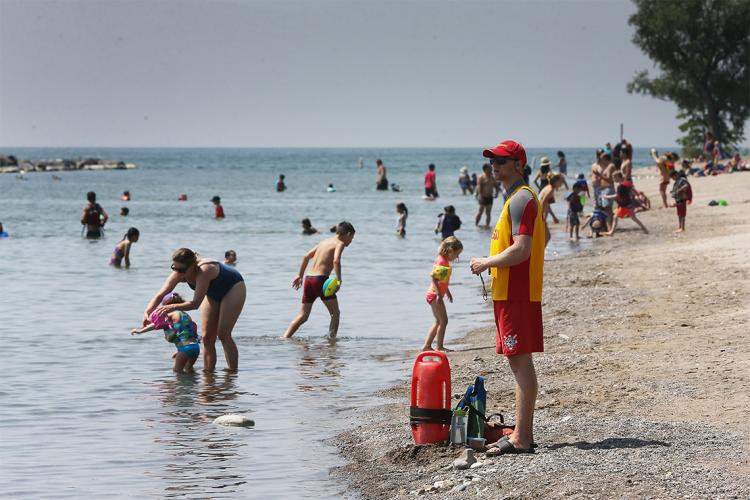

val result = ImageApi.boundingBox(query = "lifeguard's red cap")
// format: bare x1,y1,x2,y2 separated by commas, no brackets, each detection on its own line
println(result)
483,140,527,167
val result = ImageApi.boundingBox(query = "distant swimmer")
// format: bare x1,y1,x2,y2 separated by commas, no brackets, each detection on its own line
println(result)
435,205,461,240
358,157,364,169
396,203,408,237
424,163,439,199
211,195,225,218
132,292,200,373
143,248,245,372
121,190,131,201
0,222,8,238
110,227,139,268
120,207,129,216
375,159,388,191
302,218,319,235
277,174,287,192
81,191,108,239
178,194,188,201
224,250,237,266
458,166,473,195
283,221,355,339
327,184,336,192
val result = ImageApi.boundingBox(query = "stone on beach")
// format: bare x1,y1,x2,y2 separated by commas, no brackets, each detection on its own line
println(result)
452,448,475,470
213,414,255,427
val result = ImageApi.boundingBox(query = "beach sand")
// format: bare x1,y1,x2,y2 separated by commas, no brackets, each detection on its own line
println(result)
333,169,750,498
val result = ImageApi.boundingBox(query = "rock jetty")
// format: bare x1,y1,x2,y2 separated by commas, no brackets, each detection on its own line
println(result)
0,154,137,174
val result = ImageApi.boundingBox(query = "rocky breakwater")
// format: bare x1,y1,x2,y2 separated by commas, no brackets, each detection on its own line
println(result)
0,154,137,174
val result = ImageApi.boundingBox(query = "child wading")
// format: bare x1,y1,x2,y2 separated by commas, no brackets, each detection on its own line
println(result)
670,170,691,232
566,185,584,241
131,292,200,372
422,236,463,352
283,222,356,339
396,203,408,237
110,227,139,268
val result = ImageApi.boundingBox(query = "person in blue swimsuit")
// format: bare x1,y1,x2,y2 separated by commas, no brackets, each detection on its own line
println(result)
142,248,246,372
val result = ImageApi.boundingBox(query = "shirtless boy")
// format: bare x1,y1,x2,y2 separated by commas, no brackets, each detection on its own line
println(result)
592,151,616,230
475,163,497,227
283,221,356,339
651,148,679,208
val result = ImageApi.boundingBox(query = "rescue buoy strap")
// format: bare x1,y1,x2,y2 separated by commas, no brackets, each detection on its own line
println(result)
409,406,452,425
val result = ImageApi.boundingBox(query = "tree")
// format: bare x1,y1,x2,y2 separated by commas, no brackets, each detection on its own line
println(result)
627,0,750,156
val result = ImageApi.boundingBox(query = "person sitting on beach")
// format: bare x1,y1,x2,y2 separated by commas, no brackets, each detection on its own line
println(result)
603,173,649,236
224,250,237,266
110,227,139,268
475,163,497,228
422,236,463,352
396,203,408,238
670,170,691,233
301,218,319,235
277,174,287,192
538,173,565,224
81,191,108,239
132,292,200,373
435,205,461,240
566,185,584,241
727,153,749,172
458,166,473,195
581,205,609,237
283,221,355,339
211,196,225,219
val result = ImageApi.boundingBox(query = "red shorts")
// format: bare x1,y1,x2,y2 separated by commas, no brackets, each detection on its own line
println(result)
493,301,544,356
301,275,336,304
676,201,687,218
615,207,633,219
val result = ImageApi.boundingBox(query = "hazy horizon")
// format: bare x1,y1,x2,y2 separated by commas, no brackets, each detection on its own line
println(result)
1,0,745,149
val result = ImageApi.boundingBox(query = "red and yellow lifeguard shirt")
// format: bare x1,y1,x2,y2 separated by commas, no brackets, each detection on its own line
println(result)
489,182,545,302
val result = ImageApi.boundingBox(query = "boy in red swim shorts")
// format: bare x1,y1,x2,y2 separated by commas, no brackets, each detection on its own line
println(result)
282,222,355,339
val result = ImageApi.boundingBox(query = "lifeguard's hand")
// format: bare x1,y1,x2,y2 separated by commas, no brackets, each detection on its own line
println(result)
292,276,303,290
470,257,489,274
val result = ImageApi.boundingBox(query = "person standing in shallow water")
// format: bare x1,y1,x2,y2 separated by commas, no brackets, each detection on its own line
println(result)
81,191,108,239
375,159,388,191
470,139,547,455
143,248,245,372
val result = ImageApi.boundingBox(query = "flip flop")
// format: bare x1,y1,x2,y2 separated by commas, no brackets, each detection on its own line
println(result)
487,436,538,449
486,438,535,455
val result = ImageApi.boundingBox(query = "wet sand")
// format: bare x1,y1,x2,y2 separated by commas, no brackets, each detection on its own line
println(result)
333,168,750,498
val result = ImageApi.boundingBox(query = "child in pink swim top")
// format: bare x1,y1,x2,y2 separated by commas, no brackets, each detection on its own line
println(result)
422,236,463,352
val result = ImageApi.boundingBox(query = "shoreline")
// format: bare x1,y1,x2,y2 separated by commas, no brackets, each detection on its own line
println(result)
333,172,750,498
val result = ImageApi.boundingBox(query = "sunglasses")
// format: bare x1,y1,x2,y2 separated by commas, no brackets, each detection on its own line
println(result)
171,263,188,273
490,157,515,166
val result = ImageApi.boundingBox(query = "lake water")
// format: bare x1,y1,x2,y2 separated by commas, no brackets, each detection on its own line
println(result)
0,147,654,498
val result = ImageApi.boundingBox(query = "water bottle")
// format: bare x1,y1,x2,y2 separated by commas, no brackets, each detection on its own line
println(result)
450,408,467,445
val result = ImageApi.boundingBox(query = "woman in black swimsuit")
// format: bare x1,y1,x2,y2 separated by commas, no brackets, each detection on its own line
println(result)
143,248,246,372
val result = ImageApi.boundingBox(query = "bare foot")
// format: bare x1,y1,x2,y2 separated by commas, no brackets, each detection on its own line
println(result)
421,346,433,352
674,228,684,233
436,346,453,352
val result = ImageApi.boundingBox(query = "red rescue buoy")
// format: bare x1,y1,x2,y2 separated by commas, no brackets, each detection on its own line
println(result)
410,351,451,445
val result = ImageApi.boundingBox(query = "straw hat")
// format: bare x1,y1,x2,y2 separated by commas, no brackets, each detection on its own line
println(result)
539,157,551,167
460,166,469,173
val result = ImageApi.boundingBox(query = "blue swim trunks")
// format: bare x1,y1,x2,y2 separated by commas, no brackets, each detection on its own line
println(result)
177,343,200,360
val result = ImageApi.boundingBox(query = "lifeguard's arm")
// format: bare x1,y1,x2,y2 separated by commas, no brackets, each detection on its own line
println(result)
333,242,344,283
132,323,156,335
143,272,181,321
123,241,132,268
293,245,317,289
471,235,533,273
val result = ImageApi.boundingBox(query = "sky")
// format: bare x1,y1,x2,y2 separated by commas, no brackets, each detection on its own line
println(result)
0,0,717,148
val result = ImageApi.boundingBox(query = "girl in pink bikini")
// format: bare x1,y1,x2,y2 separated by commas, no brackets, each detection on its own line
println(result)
110,227,139,268
422,236,463,352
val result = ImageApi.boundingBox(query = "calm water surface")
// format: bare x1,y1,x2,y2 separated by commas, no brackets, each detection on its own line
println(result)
0,147,653,498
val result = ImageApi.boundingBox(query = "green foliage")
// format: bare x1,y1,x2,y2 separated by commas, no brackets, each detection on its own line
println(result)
627,0,750,155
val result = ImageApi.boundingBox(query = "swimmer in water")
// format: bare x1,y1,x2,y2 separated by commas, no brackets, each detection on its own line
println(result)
211,196,225,218
0,222,8,237
110,227,139,268
224,250,237,266
396,203,408,237
132,292,200,372
121,190,131,201
283,221,355,339
422,236,463,352
120,207,129,216
302,218,319,235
